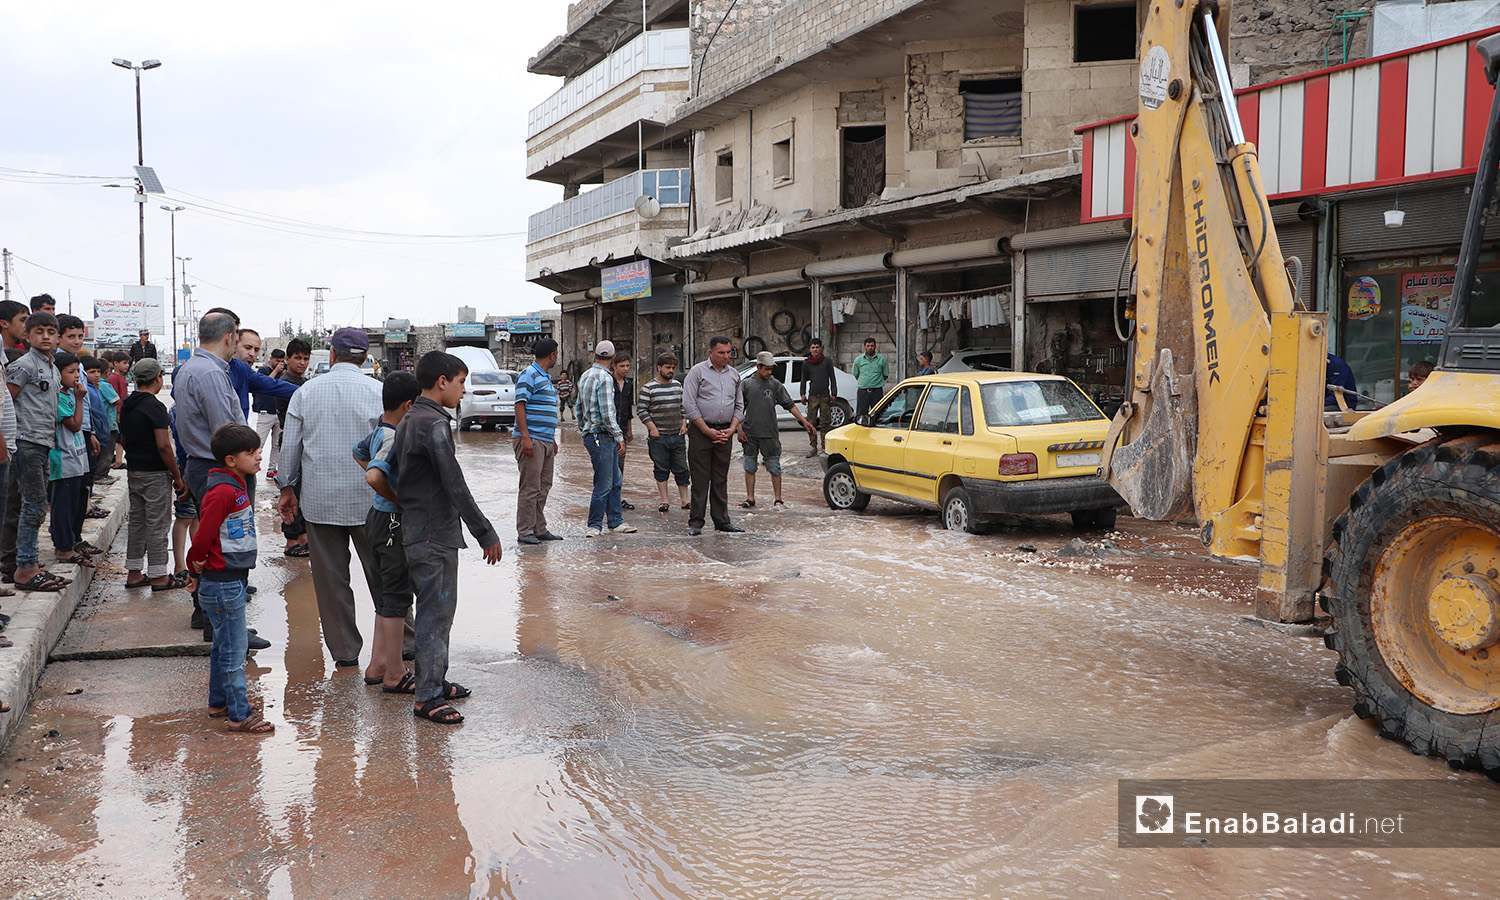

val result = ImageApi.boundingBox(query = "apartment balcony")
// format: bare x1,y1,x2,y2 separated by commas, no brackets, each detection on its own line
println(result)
526,168,691,283
526,28,691,184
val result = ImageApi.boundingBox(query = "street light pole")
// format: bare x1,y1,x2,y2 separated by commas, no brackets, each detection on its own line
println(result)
112,58,161,287
162,205,184,353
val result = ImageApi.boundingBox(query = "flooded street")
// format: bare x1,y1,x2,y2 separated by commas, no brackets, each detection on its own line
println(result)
2,428,1498,899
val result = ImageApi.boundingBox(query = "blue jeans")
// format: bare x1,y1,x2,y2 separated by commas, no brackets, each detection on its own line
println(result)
201,578,251,721
583,433,623,530
13,440,50,569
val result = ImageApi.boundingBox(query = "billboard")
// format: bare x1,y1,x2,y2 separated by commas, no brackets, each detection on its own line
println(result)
95,285,165,345
601,260,652,303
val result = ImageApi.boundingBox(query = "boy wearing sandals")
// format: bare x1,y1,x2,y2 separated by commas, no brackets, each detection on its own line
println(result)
121,358,188,590
185,424,273,735
738,351,816,511
391,351,502,724
352,371,420,694
8,313,65,593
48,353,92,567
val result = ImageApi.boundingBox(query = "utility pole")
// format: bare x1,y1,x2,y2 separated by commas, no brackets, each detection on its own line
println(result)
308,286,329,338
2,248,9,304
112,58,161,287
162,206,183,352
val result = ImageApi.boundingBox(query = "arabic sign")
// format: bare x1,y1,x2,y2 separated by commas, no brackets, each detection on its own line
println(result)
508,317,543,333
444,322,486,338
94,299,153,344
601,260,652,303
384,331,408,342
1400,269,1454,344
1347,276,1381,320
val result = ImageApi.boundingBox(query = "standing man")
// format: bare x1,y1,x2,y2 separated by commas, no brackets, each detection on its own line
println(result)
638,351,690,513
915,351,938,376
740,351,816,510
513,338,564,546
799,337,837,458
851,338,889,419
0,301,27,351
681,336,745,536
611,351,635,510
253,348,286,478
129,329,158,364
278,327,400,669
29,294,56,316
223,323,297,424
576,341,634,537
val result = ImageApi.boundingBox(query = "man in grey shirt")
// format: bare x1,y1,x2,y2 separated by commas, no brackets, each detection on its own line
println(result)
681,336,745,536
740,351,816,509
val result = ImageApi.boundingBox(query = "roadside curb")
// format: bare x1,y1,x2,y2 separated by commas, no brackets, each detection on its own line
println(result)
0,476,129,753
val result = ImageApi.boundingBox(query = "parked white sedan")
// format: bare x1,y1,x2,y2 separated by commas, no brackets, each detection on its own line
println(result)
457,370,516,430
735,355,860,429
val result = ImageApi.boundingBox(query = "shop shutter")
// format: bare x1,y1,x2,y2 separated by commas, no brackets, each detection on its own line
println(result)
1274,221,1317,307
1024,238,1131,297
1336,183,1500,256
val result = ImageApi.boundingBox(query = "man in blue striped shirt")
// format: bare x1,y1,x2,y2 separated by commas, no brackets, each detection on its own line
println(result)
513,338,564,545
577,340,635,537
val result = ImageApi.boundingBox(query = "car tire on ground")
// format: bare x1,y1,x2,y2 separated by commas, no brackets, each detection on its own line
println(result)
942,486,985,534
829,399,853,429
458,418,471,431
823,463,870,511
1070,507,1117,530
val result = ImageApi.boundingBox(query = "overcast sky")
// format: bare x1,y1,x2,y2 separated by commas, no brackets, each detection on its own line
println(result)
1,2,567,346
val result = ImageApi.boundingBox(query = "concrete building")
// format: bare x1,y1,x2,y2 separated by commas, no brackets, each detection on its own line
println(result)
525,0,695,380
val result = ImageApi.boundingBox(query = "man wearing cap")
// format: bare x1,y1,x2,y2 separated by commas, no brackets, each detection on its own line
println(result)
576,340,635,538
681,336,745,536
279,327,409,668
739,351,816,510
129,329,158,363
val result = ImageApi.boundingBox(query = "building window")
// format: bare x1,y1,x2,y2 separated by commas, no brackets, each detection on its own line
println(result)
772,138,793,184
1075,4,1137,63
715,150,734,203
841,125,886,209
960,77,1022,141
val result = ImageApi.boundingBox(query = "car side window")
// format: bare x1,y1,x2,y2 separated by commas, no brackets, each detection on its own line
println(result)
786,359,803,385
914,385,960,433
960,388,975,435
871,385,926,429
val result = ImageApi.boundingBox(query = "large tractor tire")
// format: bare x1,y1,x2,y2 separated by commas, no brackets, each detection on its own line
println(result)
1321,435,1500,777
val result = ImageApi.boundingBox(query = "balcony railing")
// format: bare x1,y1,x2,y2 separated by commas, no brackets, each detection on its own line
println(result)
527,28,690,138
528,168,690,243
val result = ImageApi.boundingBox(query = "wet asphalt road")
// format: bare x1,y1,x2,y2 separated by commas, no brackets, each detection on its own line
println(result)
2,425,1499,899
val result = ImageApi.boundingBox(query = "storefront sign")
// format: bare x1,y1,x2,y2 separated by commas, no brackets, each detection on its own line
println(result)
384,331,408,342
508,317,543,333
1347,276,1382,320
444,322,486,338
1400,270,1454,344
601,260,652,303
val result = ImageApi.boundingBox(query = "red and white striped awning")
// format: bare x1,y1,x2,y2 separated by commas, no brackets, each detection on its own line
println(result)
1079,27,1500,222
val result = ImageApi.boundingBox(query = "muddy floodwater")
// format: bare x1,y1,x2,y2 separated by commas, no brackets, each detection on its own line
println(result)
2,429,1498,899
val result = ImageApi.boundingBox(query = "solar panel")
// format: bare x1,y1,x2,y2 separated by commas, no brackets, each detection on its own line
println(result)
134,166,164,193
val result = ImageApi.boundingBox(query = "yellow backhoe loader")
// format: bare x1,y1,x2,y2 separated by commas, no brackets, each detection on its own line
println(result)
1104,0,1500,776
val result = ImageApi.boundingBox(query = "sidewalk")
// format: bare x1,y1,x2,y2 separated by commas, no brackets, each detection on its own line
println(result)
0,475,129,752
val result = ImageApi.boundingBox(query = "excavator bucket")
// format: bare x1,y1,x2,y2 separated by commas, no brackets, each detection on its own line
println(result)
1103,348,1197,522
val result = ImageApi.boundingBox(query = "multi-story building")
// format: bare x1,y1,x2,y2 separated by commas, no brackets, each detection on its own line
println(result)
525,0,696,378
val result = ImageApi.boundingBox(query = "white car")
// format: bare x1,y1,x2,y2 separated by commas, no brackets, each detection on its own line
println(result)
457,370,515,430
939,346,1013,374
735,355,860,429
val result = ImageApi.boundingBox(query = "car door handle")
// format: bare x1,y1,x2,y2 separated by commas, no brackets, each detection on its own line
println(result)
893,436,903,442
942,440,952,445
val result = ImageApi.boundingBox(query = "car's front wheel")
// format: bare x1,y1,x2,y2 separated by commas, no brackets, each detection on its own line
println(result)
823,463,870,511
942,486,986,534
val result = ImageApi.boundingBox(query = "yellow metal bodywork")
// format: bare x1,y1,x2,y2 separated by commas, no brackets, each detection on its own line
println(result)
1349,369,1500,440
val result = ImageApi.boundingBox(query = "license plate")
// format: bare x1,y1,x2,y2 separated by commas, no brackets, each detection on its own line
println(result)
1056,451,1101,468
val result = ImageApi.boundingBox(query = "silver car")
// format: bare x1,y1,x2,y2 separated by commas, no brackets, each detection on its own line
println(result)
457,370,515,430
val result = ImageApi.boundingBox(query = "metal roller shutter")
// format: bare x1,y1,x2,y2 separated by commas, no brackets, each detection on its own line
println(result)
1274,221,1316,307
1336,183,1500,256
1024,238,1131,297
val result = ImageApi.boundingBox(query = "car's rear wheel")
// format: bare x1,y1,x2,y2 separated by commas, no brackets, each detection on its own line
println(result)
1071,507,1118,530
829,399,853,429
823,463,870,511
942,486,985,534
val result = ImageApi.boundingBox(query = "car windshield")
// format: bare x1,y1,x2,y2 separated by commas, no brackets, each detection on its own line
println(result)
469,371,509,385
979,380,1102,427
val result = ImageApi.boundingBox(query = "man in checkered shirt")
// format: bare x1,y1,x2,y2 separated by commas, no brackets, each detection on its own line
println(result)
278,328,411,668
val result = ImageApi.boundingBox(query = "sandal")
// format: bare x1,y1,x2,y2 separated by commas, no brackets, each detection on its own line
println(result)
225,713,275,734
442,681,472,700
152,573,191,592
681,504,690,510
125,577,151,589
285,544,311,558
773,500,786,509
18,572,68,593
207,706,231,718
75,541,101,554
738,499,756,509
657,503,670,513
381,672,417,694
362,674,385,686
413,698,463,724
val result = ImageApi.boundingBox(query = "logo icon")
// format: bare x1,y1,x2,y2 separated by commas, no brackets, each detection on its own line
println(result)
1136,795,1173,833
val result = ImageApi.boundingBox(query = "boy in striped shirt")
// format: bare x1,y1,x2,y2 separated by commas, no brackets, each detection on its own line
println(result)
513,338,563,545
637,351,690,513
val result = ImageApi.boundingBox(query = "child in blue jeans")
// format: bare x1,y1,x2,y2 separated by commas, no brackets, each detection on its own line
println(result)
186,423,273,735
48,352,91,567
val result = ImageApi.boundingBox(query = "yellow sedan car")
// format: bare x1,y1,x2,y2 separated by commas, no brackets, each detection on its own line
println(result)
822,371,1125,532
